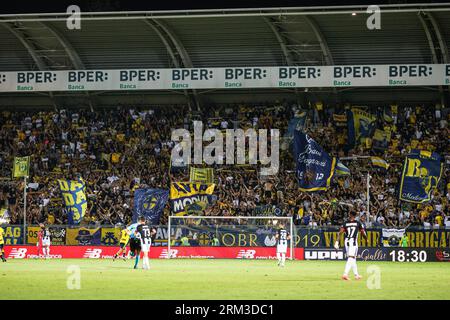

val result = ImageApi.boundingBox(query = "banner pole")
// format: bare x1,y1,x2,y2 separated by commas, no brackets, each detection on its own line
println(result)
167,216,171,259
366,173,370,225
290,216,294,261
23,175,27,245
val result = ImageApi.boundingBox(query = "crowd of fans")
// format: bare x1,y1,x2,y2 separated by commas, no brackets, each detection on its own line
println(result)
0,102,449,229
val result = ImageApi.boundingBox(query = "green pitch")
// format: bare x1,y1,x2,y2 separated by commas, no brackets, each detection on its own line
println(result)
1,259,449,300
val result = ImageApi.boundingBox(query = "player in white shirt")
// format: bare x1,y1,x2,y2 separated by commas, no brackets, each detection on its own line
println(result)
275,224,291,267
40,224,51,259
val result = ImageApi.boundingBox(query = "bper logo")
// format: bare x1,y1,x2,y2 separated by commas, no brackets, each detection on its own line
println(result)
305,250,344,260
83,248,102,258
236,250,256,259
8,248,28,259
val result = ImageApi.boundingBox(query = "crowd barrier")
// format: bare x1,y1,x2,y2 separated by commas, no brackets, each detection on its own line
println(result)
1,225,449,248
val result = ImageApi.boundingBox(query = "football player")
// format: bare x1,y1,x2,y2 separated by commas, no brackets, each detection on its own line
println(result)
334,211,367,280
135,216,156,270
113,227,130,261
275,223,290,267
41,224,51,259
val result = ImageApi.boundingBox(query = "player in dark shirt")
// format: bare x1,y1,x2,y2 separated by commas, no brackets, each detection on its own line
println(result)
135,216,156,270
275,225,290,267
334,211,367,280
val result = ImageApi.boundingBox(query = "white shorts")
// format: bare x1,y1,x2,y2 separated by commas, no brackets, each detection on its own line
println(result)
277,244,287,254
344,239,358,257
42,239,51,247
141,240,151,253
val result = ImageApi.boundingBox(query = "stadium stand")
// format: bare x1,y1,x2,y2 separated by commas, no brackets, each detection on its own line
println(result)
0,103,448,227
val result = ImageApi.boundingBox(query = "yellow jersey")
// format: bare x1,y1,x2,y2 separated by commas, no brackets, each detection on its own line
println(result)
119,229,130,244
0,227,4,245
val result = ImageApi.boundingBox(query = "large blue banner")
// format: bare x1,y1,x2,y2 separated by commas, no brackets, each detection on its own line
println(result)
293,131,336,192
58,179,87,225
133,189,169,224
399,150,444,203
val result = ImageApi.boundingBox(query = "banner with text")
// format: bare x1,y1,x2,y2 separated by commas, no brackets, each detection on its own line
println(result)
2,64,450,92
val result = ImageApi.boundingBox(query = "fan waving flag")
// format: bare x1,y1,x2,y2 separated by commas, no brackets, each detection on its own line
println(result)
399,150,444,203
293,131,336,192
133,189,169,224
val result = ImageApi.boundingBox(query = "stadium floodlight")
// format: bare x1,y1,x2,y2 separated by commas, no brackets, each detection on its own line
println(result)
167,215,294,260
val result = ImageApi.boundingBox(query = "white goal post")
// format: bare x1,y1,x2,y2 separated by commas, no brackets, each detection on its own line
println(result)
167,215,294,260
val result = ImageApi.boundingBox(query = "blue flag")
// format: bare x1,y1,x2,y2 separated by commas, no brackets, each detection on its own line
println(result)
58,179,87,225
347,108,377,147
287,112,307,138
293,131,336,192
133,189,169,224
399,150,444,203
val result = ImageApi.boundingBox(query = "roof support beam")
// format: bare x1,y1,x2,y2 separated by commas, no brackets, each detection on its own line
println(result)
144,19,193,108
427,13,449,63
418,12,446,107
148,19,200,110
2,22,58,109
39,22,85,69
37,22,94,111
263,17,294,66
143,19,180,68
304,16,334,65
304,16,337,100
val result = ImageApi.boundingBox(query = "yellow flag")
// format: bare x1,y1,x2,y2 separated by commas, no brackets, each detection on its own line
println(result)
13,156,30,178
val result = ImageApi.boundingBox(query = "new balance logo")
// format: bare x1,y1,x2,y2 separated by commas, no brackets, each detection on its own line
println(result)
83,248,102,258
236,250,256,259
8,248,27,259
159,249,178,258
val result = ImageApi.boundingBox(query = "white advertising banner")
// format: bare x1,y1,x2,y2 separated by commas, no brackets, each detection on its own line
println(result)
1,64,450,92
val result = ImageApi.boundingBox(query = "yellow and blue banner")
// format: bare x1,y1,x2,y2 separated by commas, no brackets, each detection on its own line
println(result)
399,150,444,203
189,167,215,184
293,131,336,192
371,156,389,170
332,113,347,127
58,179,87,224
170,183,215,215
13,156,30,178
347,108,377,147
133,189,169,224
372,129,391,151
335,159,350,176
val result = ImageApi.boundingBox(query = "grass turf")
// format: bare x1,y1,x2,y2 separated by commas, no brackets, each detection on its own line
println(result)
0,259,449,300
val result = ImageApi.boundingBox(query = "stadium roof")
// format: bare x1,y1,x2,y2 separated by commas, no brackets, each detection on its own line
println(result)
1,3,450,108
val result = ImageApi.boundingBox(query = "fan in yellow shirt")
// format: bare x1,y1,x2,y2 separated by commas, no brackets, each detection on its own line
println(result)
0,227,6,262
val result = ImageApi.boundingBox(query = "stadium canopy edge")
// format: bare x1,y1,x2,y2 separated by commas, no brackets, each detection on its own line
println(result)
1,3,450,22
